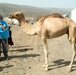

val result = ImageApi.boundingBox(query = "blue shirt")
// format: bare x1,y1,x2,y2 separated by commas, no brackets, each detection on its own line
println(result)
0,20,9,39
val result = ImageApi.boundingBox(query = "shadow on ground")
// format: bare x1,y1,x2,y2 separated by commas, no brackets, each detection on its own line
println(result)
0,65,13,72
10,47,33,52
49,59,76,71
9,54,40,59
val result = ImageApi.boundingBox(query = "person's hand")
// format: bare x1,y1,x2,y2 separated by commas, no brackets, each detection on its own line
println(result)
0,24,2,26
0,25,6,30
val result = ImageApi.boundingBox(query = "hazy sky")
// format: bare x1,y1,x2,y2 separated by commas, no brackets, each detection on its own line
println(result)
0,0,76,8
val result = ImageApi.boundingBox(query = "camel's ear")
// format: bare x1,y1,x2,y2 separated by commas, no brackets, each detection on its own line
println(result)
18,11,23,14
20,10,24,13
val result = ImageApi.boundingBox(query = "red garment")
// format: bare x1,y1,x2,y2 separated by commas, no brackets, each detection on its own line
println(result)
8,30,14,45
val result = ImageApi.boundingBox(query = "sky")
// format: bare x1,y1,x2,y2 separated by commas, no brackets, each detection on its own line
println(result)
0,0,76,8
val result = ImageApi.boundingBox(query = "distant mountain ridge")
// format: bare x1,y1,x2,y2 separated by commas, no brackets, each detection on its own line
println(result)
0,3,73,17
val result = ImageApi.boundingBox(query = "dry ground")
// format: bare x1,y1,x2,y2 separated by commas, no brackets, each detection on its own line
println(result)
0,25,76,75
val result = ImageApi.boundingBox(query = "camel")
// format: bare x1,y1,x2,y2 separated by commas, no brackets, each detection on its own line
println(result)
9,11,76,72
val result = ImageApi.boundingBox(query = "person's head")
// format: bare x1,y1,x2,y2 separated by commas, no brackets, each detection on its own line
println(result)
0,14,3,20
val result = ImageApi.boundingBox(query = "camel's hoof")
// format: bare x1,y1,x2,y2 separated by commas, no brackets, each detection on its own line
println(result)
44,68,49,71
67,66,72,72
42,64,46,68
68,69,72,72
42,64,49,71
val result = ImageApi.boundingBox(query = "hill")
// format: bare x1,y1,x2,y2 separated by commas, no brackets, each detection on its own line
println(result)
0,3,73,17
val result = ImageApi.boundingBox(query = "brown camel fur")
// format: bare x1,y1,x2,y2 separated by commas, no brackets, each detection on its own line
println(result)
9,11,76,72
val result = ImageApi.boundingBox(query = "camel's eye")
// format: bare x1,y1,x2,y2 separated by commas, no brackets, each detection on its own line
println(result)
16,14,18,16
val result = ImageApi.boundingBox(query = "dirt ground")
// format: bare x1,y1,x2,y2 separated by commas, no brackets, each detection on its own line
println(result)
0,25,76,75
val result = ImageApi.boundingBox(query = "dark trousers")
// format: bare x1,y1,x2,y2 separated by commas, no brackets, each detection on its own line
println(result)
0,39,8,58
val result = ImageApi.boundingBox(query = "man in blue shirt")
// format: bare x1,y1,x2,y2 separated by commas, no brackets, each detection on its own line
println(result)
0,15,9,60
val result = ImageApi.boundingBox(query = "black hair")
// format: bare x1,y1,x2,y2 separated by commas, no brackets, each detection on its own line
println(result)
0,14,3,20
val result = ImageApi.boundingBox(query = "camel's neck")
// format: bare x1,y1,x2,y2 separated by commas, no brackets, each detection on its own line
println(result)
19,17,37,35
19,17,26,25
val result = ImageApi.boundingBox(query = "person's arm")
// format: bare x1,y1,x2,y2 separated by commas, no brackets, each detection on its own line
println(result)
1,20,8,30
0,24,6,30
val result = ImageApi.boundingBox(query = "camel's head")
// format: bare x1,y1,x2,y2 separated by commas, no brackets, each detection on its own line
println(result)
9,11,24,20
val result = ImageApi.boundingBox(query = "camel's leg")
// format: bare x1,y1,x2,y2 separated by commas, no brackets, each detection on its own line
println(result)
68,38,76,72
41,37,48,71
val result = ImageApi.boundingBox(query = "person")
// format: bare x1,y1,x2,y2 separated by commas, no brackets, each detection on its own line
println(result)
0,14,9,60
8,26,14,48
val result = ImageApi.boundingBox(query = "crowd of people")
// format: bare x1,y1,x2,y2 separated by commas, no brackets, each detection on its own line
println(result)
0,14,14,61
